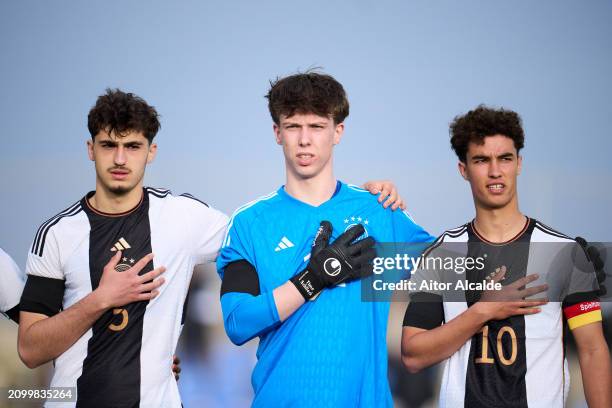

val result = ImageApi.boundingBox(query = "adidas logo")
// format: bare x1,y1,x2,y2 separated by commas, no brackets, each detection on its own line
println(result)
275,237,294,252
110,237,132,252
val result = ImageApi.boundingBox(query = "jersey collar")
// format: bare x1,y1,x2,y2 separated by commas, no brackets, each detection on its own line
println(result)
277,180,344,210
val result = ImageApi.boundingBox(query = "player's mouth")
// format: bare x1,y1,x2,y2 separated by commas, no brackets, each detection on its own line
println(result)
296,153,315,166
486,183,505,194
110,169,130,180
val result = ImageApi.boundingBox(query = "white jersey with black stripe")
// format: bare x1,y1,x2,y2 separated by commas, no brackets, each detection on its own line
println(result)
23,187,228,407
406,218,601,408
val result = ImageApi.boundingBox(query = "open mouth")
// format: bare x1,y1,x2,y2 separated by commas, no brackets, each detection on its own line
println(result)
296,153,315,166
486,183,505,194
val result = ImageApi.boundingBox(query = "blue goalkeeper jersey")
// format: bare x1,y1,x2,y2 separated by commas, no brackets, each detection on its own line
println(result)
217,181,433,407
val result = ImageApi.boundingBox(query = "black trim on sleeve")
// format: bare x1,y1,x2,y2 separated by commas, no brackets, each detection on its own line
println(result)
403,292,445,330
5,305,20,323
221,260,260,296
20,275,65,317
562,290,600,309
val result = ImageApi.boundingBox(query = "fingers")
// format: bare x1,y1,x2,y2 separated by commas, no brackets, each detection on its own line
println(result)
138,266,166,283
519,283,548,299
510,273,539,289
355,248,377,266
105,250,123,270
383,187,398,209
522,298,548,305
348,236,376,255
139,276,165,293
391,196,405,211
131,253,155,274
362,181,382,194
312,221,332,255
514,307,542,315
137,289,160,301
378,185,391,204
173,355,180,365
336,224,365,246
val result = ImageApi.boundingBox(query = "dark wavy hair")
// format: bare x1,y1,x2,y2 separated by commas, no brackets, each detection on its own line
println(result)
88,88,160,143
450,105,524,162
266,70,349,125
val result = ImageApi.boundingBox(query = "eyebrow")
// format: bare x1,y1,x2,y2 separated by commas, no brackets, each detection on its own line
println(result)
471,152,515,160
97,140,144,147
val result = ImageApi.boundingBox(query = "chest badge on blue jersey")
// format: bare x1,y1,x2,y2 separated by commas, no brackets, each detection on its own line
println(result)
343,215,370,238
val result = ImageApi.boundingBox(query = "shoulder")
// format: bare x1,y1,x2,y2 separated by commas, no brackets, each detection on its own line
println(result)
30,200,85,257
438,224,470,242
226,190,281,228
146,186,209,207
531,219,574,243
423,223,470,256
146,186,226,219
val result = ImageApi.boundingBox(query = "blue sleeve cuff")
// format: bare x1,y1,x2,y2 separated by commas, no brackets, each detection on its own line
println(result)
221,290,281,346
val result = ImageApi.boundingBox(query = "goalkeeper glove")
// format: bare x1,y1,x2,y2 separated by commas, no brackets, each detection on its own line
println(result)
291,221,376,300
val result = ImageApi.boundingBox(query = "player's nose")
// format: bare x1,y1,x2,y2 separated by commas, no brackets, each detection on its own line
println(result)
114,146,127,165
488,160,502,177
298,129,312,146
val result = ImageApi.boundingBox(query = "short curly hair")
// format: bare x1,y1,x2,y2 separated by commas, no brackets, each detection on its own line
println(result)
88,88,160,143
266,71,349,125
450,105,524,162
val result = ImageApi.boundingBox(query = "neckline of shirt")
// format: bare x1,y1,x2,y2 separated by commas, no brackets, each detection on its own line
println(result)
277,180,343,210
83,188,146,218
470,216,532,246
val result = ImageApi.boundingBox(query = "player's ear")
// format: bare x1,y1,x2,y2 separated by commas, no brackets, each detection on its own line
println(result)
516,154,522,176
273,123,282,145
333,122,344,145
458,161,469,181
87,139,95,161
147,142,157,164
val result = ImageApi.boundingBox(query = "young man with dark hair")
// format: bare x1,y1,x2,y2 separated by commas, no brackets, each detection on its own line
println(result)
401,105,611,407
18,89,228,407
217,72,434,407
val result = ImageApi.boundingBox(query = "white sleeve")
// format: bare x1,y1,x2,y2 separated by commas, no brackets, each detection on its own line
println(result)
25,228,64,280
175,195,229,266
192,206,229,265
0,248,25,312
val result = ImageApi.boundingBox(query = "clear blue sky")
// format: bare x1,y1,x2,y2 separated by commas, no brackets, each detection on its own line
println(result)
1,0,611,266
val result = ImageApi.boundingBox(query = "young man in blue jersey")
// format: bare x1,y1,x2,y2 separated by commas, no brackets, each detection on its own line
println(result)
401,106,611,407
216,72,434,407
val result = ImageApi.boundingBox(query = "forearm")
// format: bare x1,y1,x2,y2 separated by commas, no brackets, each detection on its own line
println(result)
402,305,488,372
18,291,107,368
273,280,306,321
221,280,307,346
578,347,612,408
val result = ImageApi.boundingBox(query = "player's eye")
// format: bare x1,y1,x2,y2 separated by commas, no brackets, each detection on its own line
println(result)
126,144,141,150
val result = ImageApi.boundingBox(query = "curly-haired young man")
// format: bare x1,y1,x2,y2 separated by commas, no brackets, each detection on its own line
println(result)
401,105,611,407
17,89,228,407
